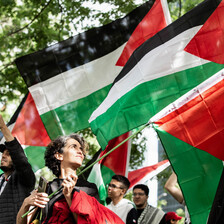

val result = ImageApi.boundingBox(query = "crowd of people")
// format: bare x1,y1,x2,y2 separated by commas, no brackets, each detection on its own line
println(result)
0,114,186,224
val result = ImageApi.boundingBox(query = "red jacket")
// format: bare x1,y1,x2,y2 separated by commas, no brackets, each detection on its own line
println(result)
70,190,124,224
43,189,124,224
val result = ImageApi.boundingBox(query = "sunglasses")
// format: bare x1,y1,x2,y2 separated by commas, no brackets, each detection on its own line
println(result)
107,183,124,189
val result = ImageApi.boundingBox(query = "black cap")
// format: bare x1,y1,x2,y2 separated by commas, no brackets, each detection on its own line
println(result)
0,144,6,153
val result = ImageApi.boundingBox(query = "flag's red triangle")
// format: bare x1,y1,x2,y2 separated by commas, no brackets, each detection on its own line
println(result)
128,160,169,189
116,0,168,66
185,0,224,64
155,79,224,161
99,132,130,175
12,93,51,146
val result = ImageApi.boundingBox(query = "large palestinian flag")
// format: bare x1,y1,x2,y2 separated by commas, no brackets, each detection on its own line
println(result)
0,93,51,171
89,0,224,149
15,0,170,140
151,68,224,223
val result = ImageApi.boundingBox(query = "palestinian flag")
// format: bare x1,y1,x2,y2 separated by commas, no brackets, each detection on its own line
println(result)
89,0,224,149
15,0,171,140
151,68,224,223
0,93,51,171
87,132,131,204
128,159,170,191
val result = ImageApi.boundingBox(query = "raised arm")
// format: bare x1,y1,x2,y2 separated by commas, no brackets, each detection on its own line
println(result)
164,172,184,204
0,114,14,142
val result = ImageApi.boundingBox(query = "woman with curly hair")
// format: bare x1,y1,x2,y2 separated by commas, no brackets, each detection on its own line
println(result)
17,133,124,224
44,134,89,178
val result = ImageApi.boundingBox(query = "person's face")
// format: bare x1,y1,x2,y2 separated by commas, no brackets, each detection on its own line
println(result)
0,149,13,172
133,188,148,208
170,220,179,224
107,179,125,200
57,138,85,169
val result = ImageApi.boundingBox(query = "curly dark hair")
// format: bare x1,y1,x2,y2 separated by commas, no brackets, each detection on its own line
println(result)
44,133,88,177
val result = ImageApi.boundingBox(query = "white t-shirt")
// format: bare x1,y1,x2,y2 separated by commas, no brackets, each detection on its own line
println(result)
107,198,135,223
0,174,11,195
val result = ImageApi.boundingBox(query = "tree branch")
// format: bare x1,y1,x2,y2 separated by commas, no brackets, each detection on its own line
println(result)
0,61,15,74
57,0,65,41
7,0,53,36
178,0,182,18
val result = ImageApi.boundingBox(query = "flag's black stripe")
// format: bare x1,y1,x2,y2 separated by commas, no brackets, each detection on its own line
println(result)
79,148,102,180
113,0,222,85
15,0,156,88
7,93,29,126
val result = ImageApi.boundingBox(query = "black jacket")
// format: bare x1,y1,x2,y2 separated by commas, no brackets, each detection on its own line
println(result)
0,138,35,224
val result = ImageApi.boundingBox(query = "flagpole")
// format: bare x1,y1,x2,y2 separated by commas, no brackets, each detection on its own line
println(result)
22,122,149,218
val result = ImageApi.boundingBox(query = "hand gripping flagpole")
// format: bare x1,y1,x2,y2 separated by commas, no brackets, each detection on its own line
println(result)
22,122,150,218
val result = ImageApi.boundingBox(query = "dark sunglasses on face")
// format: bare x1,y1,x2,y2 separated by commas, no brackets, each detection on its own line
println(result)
107,183,124,189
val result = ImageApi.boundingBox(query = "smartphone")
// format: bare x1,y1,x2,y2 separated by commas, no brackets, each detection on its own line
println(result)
38,176,48,193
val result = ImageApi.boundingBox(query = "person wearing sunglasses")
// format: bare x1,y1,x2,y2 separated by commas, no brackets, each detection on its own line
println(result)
133,184,165,224
107,175,137,224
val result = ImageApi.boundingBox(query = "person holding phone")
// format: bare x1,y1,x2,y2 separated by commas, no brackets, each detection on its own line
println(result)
17,133,124,224
0,114,35,224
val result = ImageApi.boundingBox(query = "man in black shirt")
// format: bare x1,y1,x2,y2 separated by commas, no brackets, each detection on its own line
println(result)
133,184,166,224
0,114,35,224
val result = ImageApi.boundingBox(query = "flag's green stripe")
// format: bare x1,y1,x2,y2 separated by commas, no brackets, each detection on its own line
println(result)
40,84,112,139
24,146,46,172
91,62,224,149
154,125,223,224
88,164,115,204
100,165,115,204
87,163,109,204
98,184,108,205
101,165,116,187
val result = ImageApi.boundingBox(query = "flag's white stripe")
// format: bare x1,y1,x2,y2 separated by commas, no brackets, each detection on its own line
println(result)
128,161,170,192
87,162,105,188
150,68,224,122
89,26,209,122
29,44,125,115
161,0,172,25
